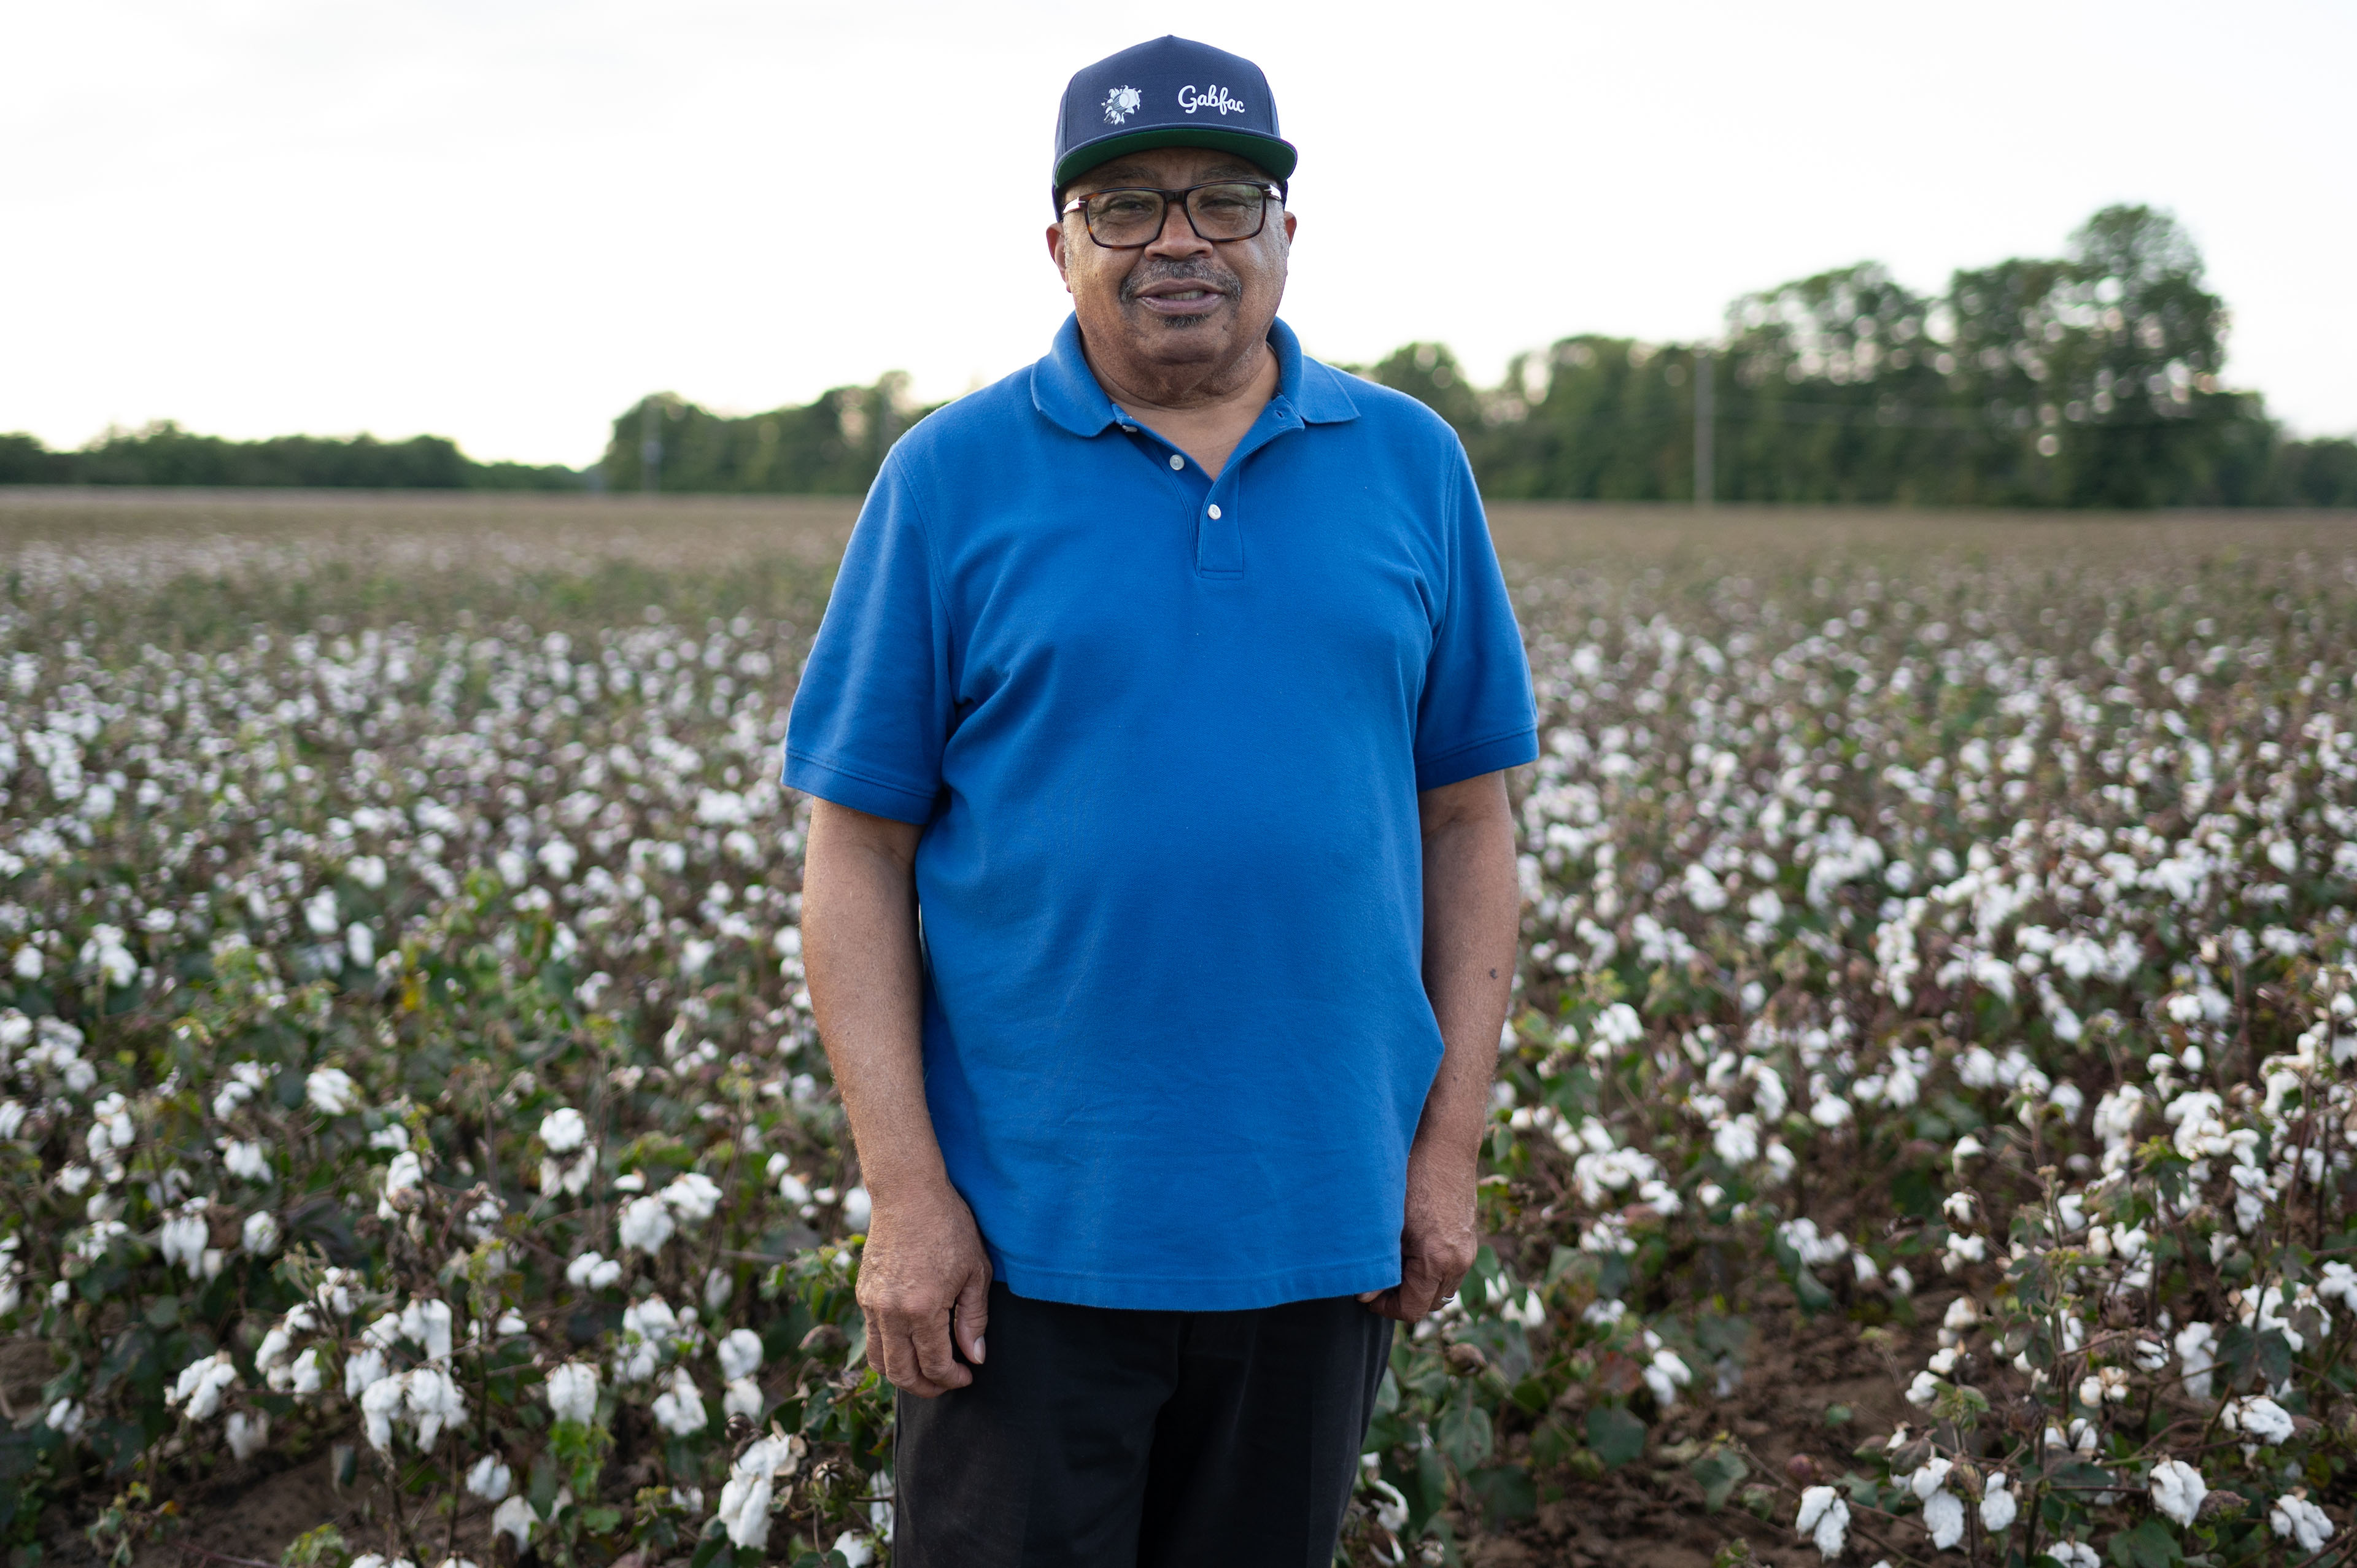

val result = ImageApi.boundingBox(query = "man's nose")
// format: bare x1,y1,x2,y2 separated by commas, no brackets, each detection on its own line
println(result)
1143,196,1213,260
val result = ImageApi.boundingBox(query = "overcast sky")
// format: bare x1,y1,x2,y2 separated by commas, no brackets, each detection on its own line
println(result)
7,0,2352,468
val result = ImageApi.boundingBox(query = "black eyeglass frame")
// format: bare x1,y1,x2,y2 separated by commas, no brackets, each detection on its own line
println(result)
1059,181,1288,249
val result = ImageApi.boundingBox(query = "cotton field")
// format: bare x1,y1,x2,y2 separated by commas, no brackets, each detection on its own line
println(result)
1,499,2354,1567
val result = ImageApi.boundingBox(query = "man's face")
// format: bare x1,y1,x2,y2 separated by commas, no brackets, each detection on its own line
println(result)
1047,145,1296,378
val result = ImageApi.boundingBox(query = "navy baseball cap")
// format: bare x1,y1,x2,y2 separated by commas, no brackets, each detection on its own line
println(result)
1053,36,1298,201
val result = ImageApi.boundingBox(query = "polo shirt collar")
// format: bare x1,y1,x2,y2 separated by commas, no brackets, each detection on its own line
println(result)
1031,313,1361,437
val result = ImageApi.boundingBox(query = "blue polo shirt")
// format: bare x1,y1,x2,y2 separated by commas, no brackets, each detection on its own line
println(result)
784,314,1536,1310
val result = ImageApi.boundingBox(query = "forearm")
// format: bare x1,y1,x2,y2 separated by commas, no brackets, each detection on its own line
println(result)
1416,771,1522,1170
801,799,946,1204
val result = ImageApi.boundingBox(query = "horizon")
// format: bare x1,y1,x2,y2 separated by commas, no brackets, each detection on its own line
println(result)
7,0,2353,467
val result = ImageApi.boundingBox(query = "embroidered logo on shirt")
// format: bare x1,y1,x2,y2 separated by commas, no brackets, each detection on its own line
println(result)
1101,85,1142,125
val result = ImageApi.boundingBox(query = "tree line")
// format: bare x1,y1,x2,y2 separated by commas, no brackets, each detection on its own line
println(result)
1364,206,2355,508
6,205,2350,506
0,423,582,490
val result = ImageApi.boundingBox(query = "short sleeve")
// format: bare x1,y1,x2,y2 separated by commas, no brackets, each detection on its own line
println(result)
1412,450,1539,791
781,457,954,824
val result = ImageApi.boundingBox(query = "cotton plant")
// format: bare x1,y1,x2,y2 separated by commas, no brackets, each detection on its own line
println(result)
1804,960,2357,1562
8,511,2357,1562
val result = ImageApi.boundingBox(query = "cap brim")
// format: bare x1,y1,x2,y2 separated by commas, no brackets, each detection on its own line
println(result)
1054,126,1298,190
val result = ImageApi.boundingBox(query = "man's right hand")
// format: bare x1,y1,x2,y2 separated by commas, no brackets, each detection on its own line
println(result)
857,1180,993,1398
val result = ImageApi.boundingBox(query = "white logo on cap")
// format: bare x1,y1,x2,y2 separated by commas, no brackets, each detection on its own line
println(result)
1177,84,1245,117
1101,86,1142,125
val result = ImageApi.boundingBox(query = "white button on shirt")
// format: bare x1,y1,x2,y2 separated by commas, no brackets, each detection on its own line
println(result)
1168,453,1185,470
1207,504,1223,519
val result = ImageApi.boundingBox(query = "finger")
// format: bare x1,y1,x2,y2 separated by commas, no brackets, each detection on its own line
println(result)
1390,1263,1434,1321
870,1313,925,1396
954,1267,991,1365
911,1310,972,1392
886,1327,949,1398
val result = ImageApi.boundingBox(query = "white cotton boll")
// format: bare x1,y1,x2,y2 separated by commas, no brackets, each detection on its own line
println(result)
358,1374,405,1452
287,1347,326,1397
490,1496,536,1551
1907,1458,1953,1501
2176,1323,2218,1400
225,1410,269,1461
1980,1475,2016,1533
377,1150,425,1220
303,890,341,937
547,1361,600,1424
538,838,579,880
166,1348,241,1415
567,1251,624,1289
2272,1494,2334,1553
1795,1485,1848,1559
306,1067,358,1116
466,1454,513,1501
2224,1395,2294,1445
705,1265,735,1312
724,1377,765,1422
344,1345,386,1399
662,1172,722,1222
400,1297,454,1360
1905,1370,1940,1407
539,1106,588,1153
2150,1459,2207,1526
349,855,387,890
651,1367,708,1436
832,1535,875,1568
345,923,374,968
619,1195,675,1254
45,1397,85,1437
242,1210,281,1256
1887,1264,1914,1297
718,1327,764,1382
716,1473,772,1550
1369,1477,1409,1535
777,1170,811,1205
1712,1114,1760,1167
843,1186,872,1228
2050,1542,2099,1568
405,1365,466,1448
159,1208,210,1273
221,1138,272,1182
1922,1488,1965,1550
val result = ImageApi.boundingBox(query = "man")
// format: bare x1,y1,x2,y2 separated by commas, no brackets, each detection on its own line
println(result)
785,34,1535,1565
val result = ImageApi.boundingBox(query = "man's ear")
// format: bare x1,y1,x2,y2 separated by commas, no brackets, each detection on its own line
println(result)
1046,223,1073,293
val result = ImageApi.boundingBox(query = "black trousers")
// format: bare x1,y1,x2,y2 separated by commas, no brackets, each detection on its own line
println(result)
892,1283,1394,1567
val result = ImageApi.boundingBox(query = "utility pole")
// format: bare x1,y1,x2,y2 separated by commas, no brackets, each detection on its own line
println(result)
640,398,664,494
1693,346,1714,508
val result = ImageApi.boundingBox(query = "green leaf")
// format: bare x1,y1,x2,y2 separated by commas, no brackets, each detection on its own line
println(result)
1690,1447,1748,1510
1465,1464,1537,1523
689,1525,729,1568
1585,1404,1647,1469
1436,1386,1493,1471
580,1505,622,1536
2108,1518,2181,1568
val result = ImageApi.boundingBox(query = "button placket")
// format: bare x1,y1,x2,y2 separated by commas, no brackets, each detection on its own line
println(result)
1196,472,1244,577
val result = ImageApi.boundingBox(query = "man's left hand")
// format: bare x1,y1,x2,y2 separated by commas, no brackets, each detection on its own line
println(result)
1358,1141,1479,1323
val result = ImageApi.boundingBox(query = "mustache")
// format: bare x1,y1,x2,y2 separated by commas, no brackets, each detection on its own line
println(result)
1121,259,1241,302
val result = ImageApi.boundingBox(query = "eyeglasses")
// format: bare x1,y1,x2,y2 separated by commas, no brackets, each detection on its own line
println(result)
1060,182,1285,249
